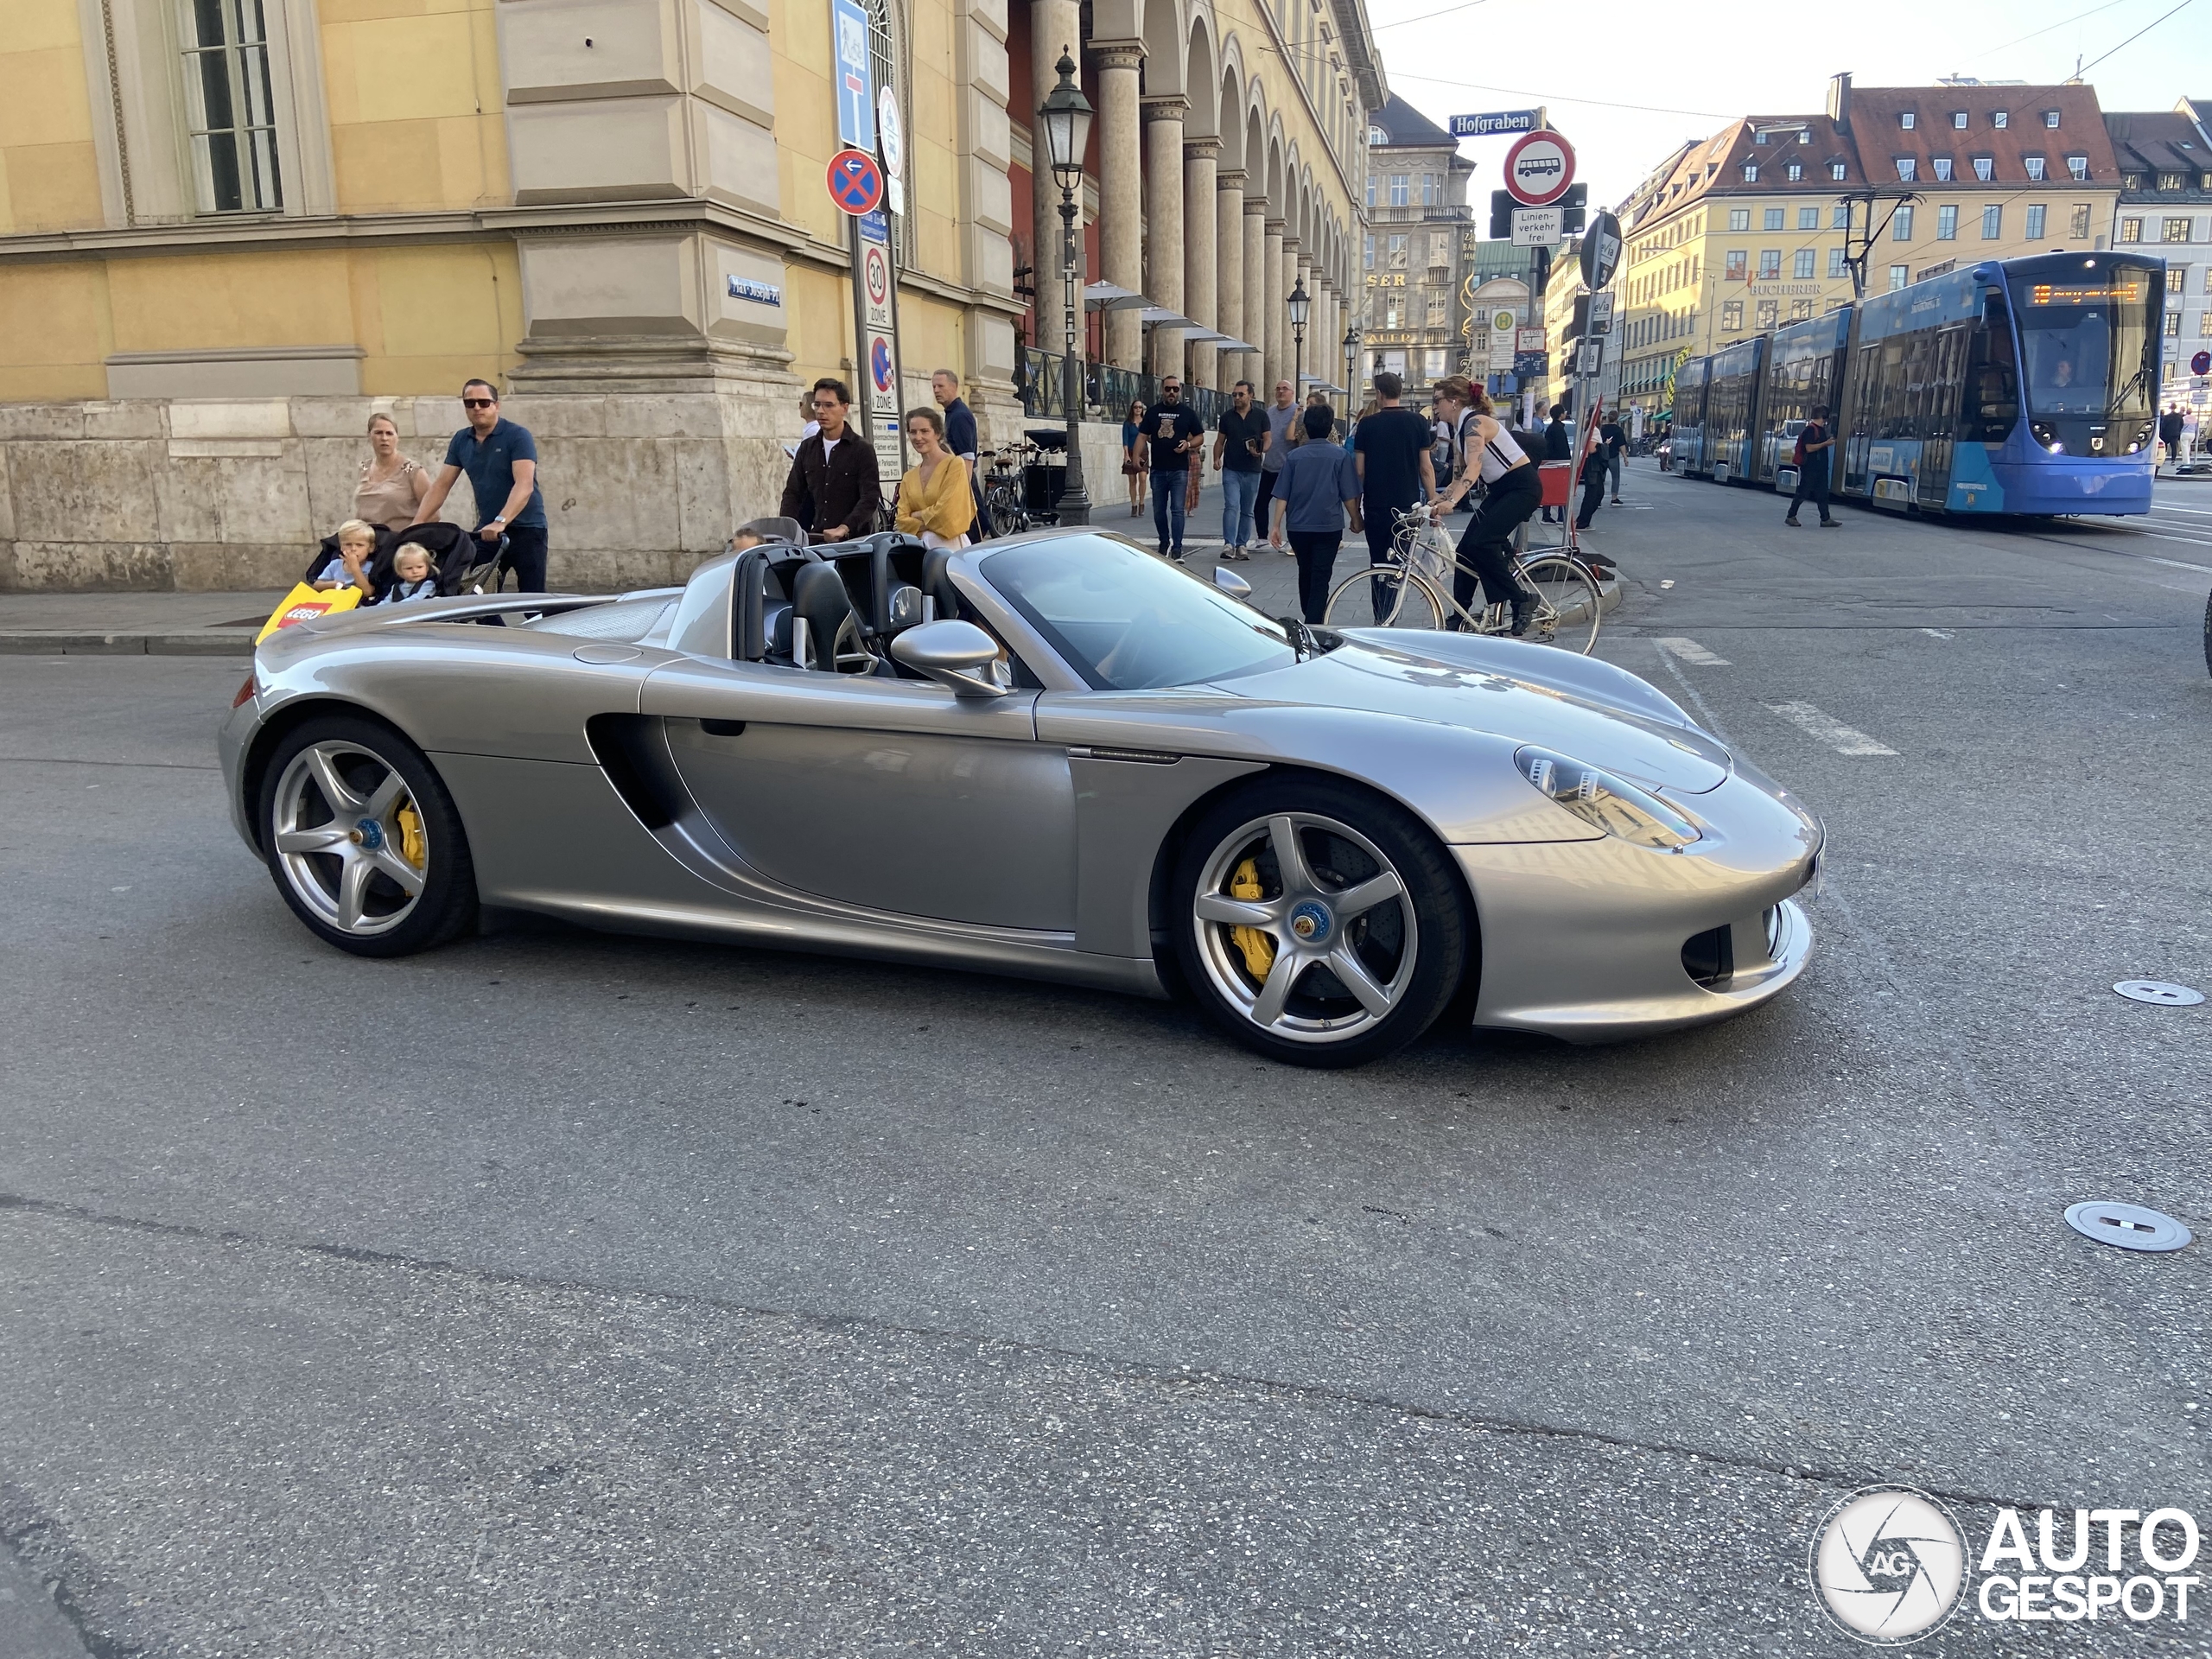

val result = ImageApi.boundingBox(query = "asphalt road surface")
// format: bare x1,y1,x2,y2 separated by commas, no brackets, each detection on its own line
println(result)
3,467,2209,1657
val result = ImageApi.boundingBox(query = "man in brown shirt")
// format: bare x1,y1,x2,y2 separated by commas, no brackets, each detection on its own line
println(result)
779,378,882,542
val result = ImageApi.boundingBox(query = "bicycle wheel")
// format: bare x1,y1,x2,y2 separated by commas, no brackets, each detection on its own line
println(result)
1322,563,1445,630
1516,555,1603,654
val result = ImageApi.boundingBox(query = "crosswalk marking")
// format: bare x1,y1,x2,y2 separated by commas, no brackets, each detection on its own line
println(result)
1764,701,1899,756
1656,636,1730,666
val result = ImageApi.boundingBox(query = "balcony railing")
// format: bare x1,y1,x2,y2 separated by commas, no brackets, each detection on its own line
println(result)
1015,346,1230,430
1367,203,1473,224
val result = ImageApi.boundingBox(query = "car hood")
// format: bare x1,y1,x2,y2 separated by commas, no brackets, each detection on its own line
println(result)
1214,638,1732,794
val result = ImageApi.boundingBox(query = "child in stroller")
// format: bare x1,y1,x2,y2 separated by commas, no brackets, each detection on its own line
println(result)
307,520,385,592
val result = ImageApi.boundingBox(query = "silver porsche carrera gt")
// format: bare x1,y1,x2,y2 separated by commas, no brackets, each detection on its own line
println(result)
219,529,1821,1067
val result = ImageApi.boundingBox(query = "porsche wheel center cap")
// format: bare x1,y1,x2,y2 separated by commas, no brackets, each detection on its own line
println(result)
352,818,385,851
1288,900,1332,944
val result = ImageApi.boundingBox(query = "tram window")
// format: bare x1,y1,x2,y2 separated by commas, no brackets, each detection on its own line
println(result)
1963,325,2019,442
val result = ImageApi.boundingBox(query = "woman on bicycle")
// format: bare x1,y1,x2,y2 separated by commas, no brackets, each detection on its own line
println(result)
1432,376,1541,635
1122,400,1148,518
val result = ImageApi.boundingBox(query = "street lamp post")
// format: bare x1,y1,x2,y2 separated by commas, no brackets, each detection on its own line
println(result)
1342,321,1361,403
1287,277,1311,409
1039,51,1094,525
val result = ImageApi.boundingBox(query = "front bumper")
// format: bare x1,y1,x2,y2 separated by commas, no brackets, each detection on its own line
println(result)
1454,770,1819,1043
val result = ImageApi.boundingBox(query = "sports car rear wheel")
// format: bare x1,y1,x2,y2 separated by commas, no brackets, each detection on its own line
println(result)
257,715,477,957
1173,778,1470,1067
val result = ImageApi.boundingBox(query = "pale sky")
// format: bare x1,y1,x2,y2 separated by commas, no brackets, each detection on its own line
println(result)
1370,0,2212,215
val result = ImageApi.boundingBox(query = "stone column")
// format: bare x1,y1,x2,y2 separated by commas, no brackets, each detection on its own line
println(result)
1243,200,1268,391
1181,136,1220,386
1141,96,1187,379
1092,41,1146,371
1262,220,1286,391
1030,5,1082,375
1215,168,1246,386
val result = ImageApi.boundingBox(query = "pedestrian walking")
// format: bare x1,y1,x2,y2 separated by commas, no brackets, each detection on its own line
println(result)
1212,380,1268,561
1255,379,1300,552
1432,378,1542,634
1540,403,1573,523
1268,404,1363,623
2158,404,2185,476
412,378,550,591
1351,370,1436,621
1122,400,1148,517
353,413,430,534
1784,404,1840,528
1599,415,1626,504
779,378,882,543
1572,439,1607,531
1135,377,1205,561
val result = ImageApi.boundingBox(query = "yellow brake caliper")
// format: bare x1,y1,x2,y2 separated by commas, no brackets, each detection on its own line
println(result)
395,802,427,871
1228,856,1276,980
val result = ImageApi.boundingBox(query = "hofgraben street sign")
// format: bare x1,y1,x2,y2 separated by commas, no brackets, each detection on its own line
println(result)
1449,109,1540,138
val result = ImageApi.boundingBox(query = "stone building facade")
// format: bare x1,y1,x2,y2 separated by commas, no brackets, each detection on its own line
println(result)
1353,94,1469,394
0,0,1382,590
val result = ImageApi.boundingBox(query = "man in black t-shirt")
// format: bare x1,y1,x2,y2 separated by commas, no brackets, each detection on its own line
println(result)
1784,404,1839,528
1212,380,1269,560
1599,417,1625,504
1351,370,1437,619
1136,377,1206,561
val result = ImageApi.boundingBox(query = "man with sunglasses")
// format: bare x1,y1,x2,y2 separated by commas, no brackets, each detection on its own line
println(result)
414,379,549,590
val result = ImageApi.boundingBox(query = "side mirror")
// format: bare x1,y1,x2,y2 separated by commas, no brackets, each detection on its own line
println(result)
1213,566,1253,600
889,618,1012,698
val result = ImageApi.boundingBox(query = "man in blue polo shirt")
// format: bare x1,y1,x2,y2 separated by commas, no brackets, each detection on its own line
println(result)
414,378,549,591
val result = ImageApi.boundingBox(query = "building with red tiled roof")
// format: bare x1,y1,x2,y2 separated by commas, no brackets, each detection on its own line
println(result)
2107,100,2212,409
1604,74,2127,418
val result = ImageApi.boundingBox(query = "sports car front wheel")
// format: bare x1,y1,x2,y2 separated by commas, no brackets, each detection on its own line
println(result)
257,715,478,957
1172,779,1471,1068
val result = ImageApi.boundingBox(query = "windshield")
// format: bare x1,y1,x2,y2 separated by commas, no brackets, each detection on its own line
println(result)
982,536,1296,690
2008,269,2156,420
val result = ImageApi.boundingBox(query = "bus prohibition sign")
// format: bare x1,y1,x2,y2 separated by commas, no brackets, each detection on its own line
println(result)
827,148,884,216
1503,130,1575,207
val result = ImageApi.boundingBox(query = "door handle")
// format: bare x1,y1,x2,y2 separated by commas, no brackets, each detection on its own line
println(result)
699,719,747,738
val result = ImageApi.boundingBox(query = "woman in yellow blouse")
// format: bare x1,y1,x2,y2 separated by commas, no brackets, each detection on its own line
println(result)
894,407,976,550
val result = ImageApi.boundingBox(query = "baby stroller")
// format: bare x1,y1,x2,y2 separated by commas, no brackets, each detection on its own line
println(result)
370,522,511,600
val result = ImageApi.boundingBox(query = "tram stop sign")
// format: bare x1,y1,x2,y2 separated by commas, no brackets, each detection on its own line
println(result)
1580,209,1623,291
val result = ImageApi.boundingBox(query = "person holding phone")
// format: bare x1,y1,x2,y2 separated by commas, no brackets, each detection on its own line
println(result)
1211,380,1268,562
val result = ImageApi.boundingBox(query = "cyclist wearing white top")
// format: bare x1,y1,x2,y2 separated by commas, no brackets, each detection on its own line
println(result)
1432,377,1543,634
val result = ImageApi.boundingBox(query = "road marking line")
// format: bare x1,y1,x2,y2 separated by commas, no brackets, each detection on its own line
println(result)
1921,628,1955,639
1656,636,1731,665
1764,701,1899,756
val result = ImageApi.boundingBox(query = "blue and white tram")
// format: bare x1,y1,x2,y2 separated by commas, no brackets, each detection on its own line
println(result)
1672,252,2162,518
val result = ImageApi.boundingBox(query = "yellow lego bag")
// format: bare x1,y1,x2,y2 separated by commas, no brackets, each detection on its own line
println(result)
256,582,362,645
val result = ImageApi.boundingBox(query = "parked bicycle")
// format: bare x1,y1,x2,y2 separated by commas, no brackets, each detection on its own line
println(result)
1320,501,1602,653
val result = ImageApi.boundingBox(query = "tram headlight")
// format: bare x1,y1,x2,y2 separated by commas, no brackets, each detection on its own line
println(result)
2031,420,2062,453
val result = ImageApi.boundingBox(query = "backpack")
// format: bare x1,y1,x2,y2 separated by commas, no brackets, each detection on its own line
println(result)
1792,426,1812,468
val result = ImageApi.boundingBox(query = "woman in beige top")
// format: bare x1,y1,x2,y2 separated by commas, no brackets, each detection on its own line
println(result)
353,412,429,531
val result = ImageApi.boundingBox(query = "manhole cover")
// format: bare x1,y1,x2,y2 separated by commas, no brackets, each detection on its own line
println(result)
2064,1202,2193,1253
2113,980,2204,1006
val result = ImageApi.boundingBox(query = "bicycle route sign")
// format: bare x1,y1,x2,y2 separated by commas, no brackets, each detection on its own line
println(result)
1503,130,1575,207
827,149,884,217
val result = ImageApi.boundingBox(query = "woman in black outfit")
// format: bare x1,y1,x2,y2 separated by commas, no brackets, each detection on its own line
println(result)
1432,377,1542,634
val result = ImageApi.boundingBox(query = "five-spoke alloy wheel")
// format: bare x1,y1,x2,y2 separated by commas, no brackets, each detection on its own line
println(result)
257,715,477,957
1173,778,1471,1066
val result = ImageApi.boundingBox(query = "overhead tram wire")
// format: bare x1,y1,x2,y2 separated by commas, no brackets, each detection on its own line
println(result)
2074,0,2197,74
1386,70,1727,121
1370,0,1495,32
1980,0,2140,60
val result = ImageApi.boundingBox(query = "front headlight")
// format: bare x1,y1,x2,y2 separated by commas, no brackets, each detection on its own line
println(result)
1516,745,1701,850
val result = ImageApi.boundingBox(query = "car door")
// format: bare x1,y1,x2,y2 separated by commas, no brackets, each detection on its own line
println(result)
638,658,1078,933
